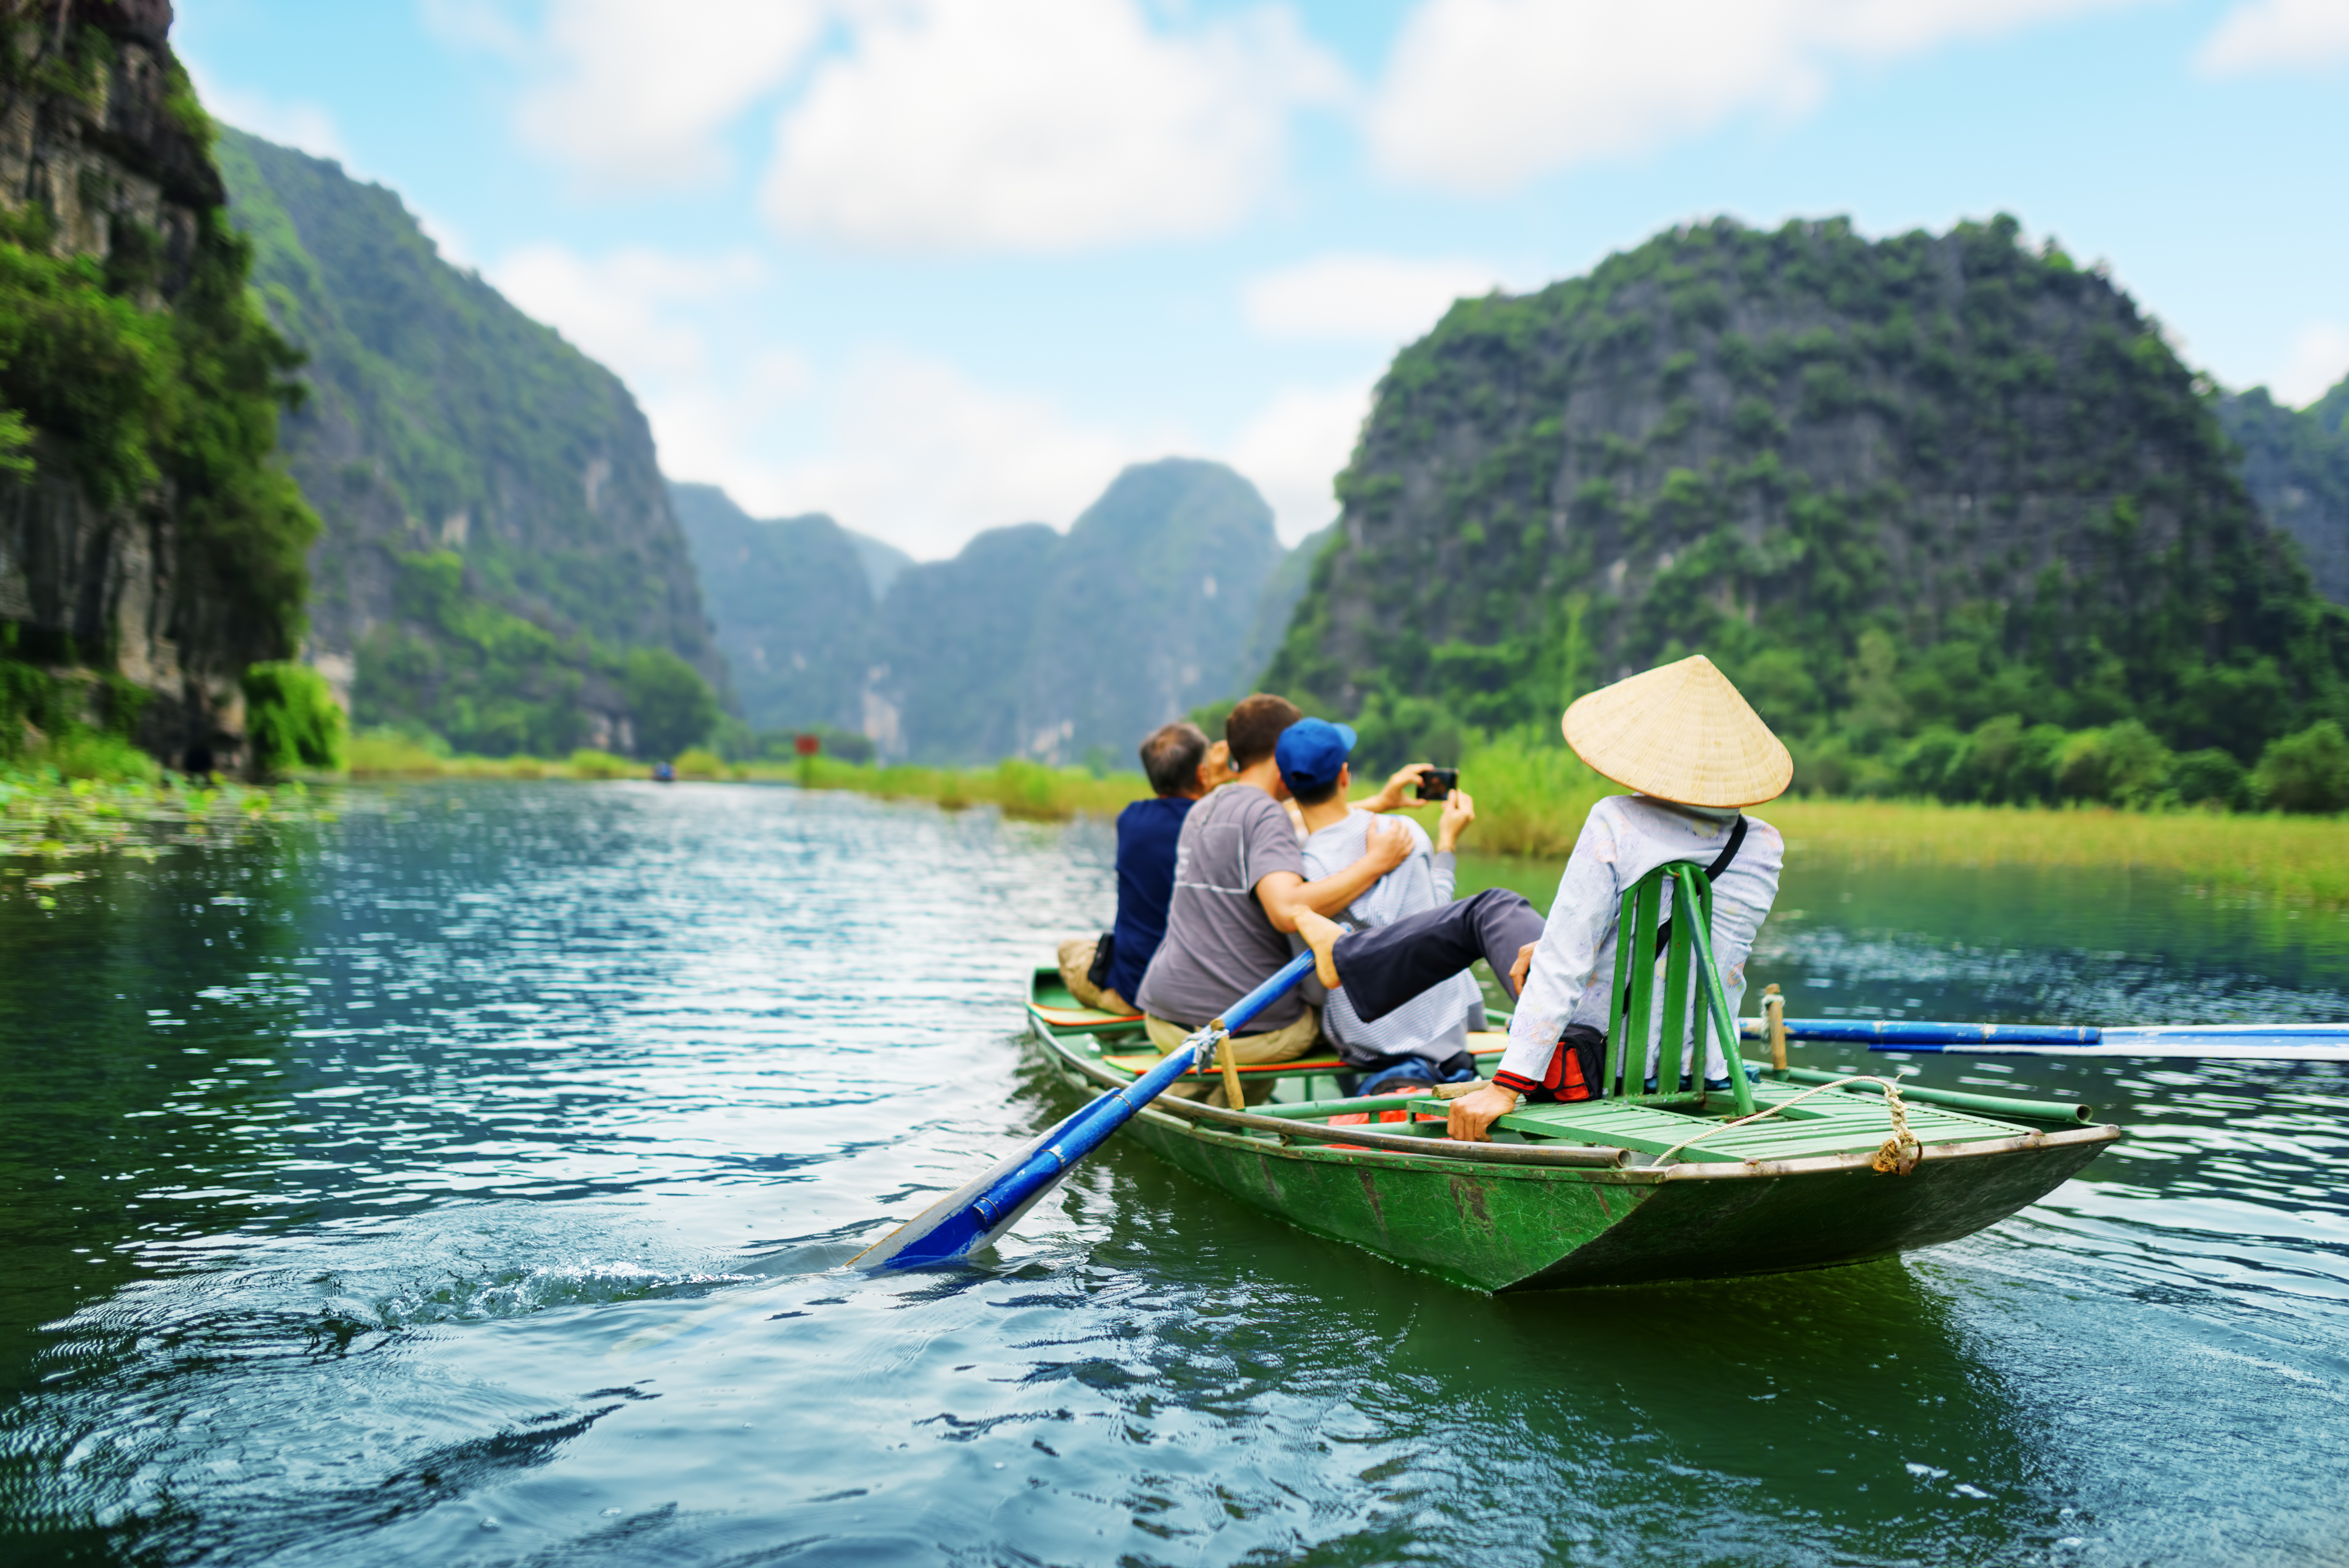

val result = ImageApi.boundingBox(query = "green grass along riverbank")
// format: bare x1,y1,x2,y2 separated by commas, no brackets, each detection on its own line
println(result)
282,731,2349,912
15,729,2340,912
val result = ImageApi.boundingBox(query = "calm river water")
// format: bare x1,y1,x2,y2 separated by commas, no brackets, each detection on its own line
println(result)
2,782,2345,1566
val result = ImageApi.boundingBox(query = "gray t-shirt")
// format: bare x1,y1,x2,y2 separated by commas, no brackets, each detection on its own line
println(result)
1133,784,1307,1029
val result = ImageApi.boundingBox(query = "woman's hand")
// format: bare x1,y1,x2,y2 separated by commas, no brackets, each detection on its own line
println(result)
1445,1082,1521,1142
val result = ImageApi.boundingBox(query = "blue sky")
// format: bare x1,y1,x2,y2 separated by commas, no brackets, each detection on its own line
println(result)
177,0,2349,558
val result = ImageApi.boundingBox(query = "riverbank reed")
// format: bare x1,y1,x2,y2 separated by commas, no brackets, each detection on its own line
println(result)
779,755,1143,819
1450,733,2349,908
1,769,336,907
341,728,2344,907
345,732,1149,819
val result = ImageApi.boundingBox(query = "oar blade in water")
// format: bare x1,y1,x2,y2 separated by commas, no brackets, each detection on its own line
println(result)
849,1121,1068,1272
855,951,1318,1272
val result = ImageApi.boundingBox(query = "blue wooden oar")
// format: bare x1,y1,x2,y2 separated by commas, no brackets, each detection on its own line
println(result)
1738,1016,2349,1060
853,951,1318,1271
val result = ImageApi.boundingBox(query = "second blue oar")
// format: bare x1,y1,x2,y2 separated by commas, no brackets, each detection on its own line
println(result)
853,951,1319,1272
1739,1017,2349,1060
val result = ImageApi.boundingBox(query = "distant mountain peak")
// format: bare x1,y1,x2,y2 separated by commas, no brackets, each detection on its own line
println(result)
675,460,1310,761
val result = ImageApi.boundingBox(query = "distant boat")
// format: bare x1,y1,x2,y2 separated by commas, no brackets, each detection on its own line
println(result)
651,761,675,783
1024,965,2118,1292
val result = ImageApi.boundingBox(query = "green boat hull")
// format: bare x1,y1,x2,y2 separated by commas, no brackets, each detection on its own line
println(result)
1027,981,2118,1291
1113,1101,2111,1290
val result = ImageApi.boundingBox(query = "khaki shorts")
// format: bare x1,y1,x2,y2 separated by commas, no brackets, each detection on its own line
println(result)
1055,937,1131,1015
1145,1008,1321,1106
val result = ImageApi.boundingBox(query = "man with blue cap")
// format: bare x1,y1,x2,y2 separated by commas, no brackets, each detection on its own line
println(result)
1278,718,1489,1096
1133,694,1423,1102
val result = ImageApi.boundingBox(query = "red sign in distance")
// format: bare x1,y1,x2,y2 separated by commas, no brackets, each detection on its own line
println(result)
794,734,820,756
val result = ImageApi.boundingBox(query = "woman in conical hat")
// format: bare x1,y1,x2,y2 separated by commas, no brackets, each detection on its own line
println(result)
1295,654,1790,1140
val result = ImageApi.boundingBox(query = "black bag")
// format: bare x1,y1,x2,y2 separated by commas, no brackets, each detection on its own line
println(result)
1086,932,1116,989
1526,1024,1608,1104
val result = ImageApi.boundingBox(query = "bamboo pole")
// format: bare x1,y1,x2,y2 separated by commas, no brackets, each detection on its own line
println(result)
1764,984,1788,1072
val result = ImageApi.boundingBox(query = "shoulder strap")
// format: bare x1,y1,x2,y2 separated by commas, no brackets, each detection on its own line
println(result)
1705,813,1749,881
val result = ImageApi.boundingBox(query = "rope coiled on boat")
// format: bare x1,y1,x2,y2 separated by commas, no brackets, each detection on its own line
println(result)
1648,1075,1922,1173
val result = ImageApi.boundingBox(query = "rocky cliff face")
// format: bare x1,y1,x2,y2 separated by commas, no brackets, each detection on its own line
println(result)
218,130,723,755
669,482,902,735
2217,378,2349,606
0,1,311,768
1268,217,2347,769
912,457,1285,766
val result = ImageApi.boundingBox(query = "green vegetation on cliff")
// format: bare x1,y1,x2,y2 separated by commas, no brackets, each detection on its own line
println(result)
670,482,902,737
0,12,316,770
1267,216,2349,809
217,129,720,757
0,206,314,654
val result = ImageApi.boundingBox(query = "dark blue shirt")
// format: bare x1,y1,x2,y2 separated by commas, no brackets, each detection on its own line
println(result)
1104,795,1194,1002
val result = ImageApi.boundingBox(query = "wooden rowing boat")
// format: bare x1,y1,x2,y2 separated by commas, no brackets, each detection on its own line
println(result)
1024,968,2120,1291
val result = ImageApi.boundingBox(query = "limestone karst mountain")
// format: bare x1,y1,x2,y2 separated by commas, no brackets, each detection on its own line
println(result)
218,129,722,757
1264,216,2348,778
679,459,1311,765
0,1,317,769
2216,377,2349,607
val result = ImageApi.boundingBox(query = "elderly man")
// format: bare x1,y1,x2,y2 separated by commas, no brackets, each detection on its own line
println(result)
1055,720,1224,1015
1295,655,1789,1139
1134,694,1426,1102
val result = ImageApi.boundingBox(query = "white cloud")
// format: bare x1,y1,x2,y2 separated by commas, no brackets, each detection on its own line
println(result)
412,209,476,270
722,352,1145,557
764,0,1347,252
658,353,1367,556
182,60,349,164
1225,382,1373,543
476,238,1163,556
2270,321,2349,407
429,0,827,191
487,243,766,383
1369,0,2151,193
1244,254,1505,343
2196,0,2349,74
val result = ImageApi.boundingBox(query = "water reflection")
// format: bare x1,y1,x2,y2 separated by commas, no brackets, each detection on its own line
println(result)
0,785,2341,1565
0,825,318,1397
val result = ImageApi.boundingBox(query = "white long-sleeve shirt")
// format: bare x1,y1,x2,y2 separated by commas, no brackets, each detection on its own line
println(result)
1499,795,1783,1088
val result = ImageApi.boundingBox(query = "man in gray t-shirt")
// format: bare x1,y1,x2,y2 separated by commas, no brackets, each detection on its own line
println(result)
1134,695,1415,1097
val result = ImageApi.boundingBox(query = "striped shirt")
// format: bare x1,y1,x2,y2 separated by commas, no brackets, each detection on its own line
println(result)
1299,809,1485,1066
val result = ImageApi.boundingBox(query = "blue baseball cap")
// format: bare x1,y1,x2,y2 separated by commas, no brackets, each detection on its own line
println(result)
1276,717,1358,796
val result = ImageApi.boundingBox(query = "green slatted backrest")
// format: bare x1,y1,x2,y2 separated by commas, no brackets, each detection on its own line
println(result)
1601,863,1755,1114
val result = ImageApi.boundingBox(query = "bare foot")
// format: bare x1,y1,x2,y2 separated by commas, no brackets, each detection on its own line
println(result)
1295,909,1344,991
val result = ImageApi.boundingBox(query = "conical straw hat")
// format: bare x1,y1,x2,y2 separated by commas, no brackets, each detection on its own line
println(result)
1562,654,1792,808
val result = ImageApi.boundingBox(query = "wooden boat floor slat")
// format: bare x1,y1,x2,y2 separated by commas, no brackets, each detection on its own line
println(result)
1499,1085,2032,1162
1063,977,2035,1163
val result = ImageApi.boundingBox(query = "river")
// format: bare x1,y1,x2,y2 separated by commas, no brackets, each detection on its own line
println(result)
2,782,2345,1564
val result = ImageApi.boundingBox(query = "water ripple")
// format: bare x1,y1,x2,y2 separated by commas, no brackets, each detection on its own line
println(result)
0,782,2342,1566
